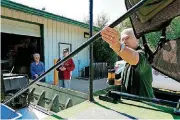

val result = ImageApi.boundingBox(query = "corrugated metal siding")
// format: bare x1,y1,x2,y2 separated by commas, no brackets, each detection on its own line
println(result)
1,7,90,82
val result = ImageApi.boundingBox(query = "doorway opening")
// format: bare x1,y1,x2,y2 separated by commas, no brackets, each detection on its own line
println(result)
1,33,44,78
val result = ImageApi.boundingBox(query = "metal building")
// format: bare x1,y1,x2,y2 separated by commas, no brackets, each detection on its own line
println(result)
1,0,100,82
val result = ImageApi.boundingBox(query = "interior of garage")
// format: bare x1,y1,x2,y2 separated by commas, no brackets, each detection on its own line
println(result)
1,33,44,78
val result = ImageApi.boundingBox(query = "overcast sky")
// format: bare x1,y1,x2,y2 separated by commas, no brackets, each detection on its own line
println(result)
11,0,127,24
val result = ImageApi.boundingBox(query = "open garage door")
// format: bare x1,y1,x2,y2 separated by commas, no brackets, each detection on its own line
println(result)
1,18,40,37
1,18,43,78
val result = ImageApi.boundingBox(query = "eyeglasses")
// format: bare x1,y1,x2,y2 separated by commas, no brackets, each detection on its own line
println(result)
121,36,130,41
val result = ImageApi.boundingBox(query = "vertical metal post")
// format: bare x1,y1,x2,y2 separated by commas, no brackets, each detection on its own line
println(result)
89,0,94,101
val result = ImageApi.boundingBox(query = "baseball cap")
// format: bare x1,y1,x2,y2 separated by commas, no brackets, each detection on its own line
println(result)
63,48,69,53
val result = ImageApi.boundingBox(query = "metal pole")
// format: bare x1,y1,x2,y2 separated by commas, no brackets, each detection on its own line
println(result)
110,91,178,108
4,0,147,105
89,0,94,102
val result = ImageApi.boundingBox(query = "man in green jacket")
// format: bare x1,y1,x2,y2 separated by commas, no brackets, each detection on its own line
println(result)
101,27,154,98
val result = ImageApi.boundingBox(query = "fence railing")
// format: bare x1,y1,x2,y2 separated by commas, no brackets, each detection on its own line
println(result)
82,62,108,80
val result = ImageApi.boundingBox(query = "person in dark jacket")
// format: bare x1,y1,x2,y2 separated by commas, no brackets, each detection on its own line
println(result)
56,48,75,88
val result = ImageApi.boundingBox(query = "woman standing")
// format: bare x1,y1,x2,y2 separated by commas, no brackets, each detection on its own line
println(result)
30,53,45,82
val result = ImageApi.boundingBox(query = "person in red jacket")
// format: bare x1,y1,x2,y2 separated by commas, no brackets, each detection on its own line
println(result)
56,48,75,88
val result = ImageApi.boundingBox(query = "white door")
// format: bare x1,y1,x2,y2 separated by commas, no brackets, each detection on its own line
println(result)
1,18,40,37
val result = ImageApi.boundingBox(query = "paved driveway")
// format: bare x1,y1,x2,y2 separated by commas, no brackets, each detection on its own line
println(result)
70,78,109,93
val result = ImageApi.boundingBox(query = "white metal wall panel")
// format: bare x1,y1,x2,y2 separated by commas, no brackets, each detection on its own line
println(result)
1,18,40,37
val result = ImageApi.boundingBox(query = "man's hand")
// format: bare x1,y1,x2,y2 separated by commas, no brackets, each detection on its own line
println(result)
34,74,38,78
101,27,121,53
60,67,66,71
62,67,66,71
59,67,62,70
59,67,63,71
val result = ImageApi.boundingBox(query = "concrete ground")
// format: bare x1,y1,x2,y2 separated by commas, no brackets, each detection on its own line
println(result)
70,78,109,93
55,76,180,94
